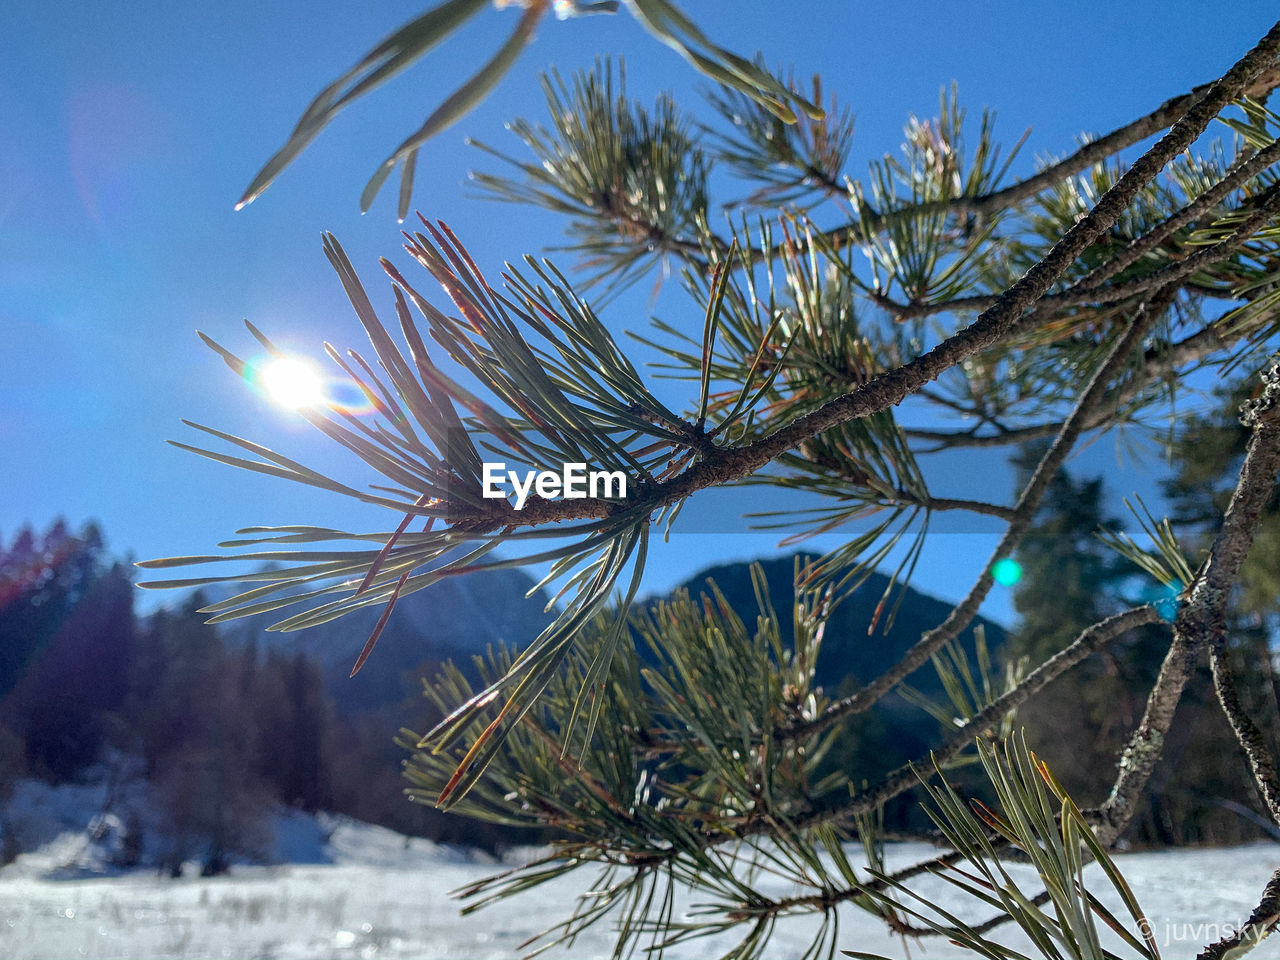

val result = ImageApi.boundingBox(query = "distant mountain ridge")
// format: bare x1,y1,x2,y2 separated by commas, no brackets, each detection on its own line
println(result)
218,564,556,713
671,554,1007,805
206,551,1006,838
671,553,1007,695
220,552,1005,727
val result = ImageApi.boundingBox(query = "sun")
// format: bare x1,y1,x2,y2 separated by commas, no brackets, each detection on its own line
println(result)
259,357,326,409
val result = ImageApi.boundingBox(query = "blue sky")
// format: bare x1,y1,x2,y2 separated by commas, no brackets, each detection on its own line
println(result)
3,1,1276,625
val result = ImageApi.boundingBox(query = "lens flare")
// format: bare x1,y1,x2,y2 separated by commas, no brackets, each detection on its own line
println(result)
991,558,1023,587
243,353,378,416
325,379,377,417
259,357,326,409
1141,580,1184,623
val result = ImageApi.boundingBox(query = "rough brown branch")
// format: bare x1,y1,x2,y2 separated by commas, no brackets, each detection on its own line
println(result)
1099,358,1280,843
1211,639,1280,827
1208,363,1280,825
1095,628,1200,843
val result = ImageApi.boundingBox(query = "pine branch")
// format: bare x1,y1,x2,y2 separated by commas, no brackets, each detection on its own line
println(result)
158,8,1280,957
417,353,1269,947
815,60,1280,247
1079,135,1280,289
459,19,1280,536
147,22,1280,843
790,285,1177,740
499,605,1154,935
849,736,1165,960
866,183,1280,320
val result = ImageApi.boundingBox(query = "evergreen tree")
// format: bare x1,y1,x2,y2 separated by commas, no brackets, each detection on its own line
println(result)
144,8,1280,958
1008,446,1124,664
1005,454,1144,795
0,521,107,702
1,522,134,781
127,594,277,873
275,653,332,813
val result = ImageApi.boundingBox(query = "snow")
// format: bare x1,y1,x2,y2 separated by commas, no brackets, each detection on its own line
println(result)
2,778,1277,959
2,774,147,879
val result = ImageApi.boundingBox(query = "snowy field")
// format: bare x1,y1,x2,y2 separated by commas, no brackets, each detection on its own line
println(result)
3,816,1278,960
1,779,1276,960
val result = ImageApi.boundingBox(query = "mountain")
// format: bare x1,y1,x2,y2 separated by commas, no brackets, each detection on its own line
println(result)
213,549,1006,806
672,553,1008,827
673,553,1006,694
199,550,1006,840
219,551,1005,733
219,565,555,716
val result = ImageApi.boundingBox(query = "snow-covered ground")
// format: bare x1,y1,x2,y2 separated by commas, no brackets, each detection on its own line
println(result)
2,778,1277,959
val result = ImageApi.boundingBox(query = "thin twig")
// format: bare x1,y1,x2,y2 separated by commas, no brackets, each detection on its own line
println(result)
790,285,1177,740
903,320,1232,450
803,607,1161,826
920,497,1018,521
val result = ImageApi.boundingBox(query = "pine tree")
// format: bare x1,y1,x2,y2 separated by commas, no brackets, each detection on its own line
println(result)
142,6,1280,958
1,522,135,781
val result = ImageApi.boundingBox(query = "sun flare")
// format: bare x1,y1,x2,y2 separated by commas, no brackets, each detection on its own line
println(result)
259,357,326,409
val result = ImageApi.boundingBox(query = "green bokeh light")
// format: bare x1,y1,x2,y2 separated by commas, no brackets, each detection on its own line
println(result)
991,558,1023,587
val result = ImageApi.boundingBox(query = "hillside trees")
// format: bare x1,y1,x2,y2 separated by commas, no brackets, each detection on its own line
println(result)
144,5,1280,958
0,526,362,870
0,521,133,780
